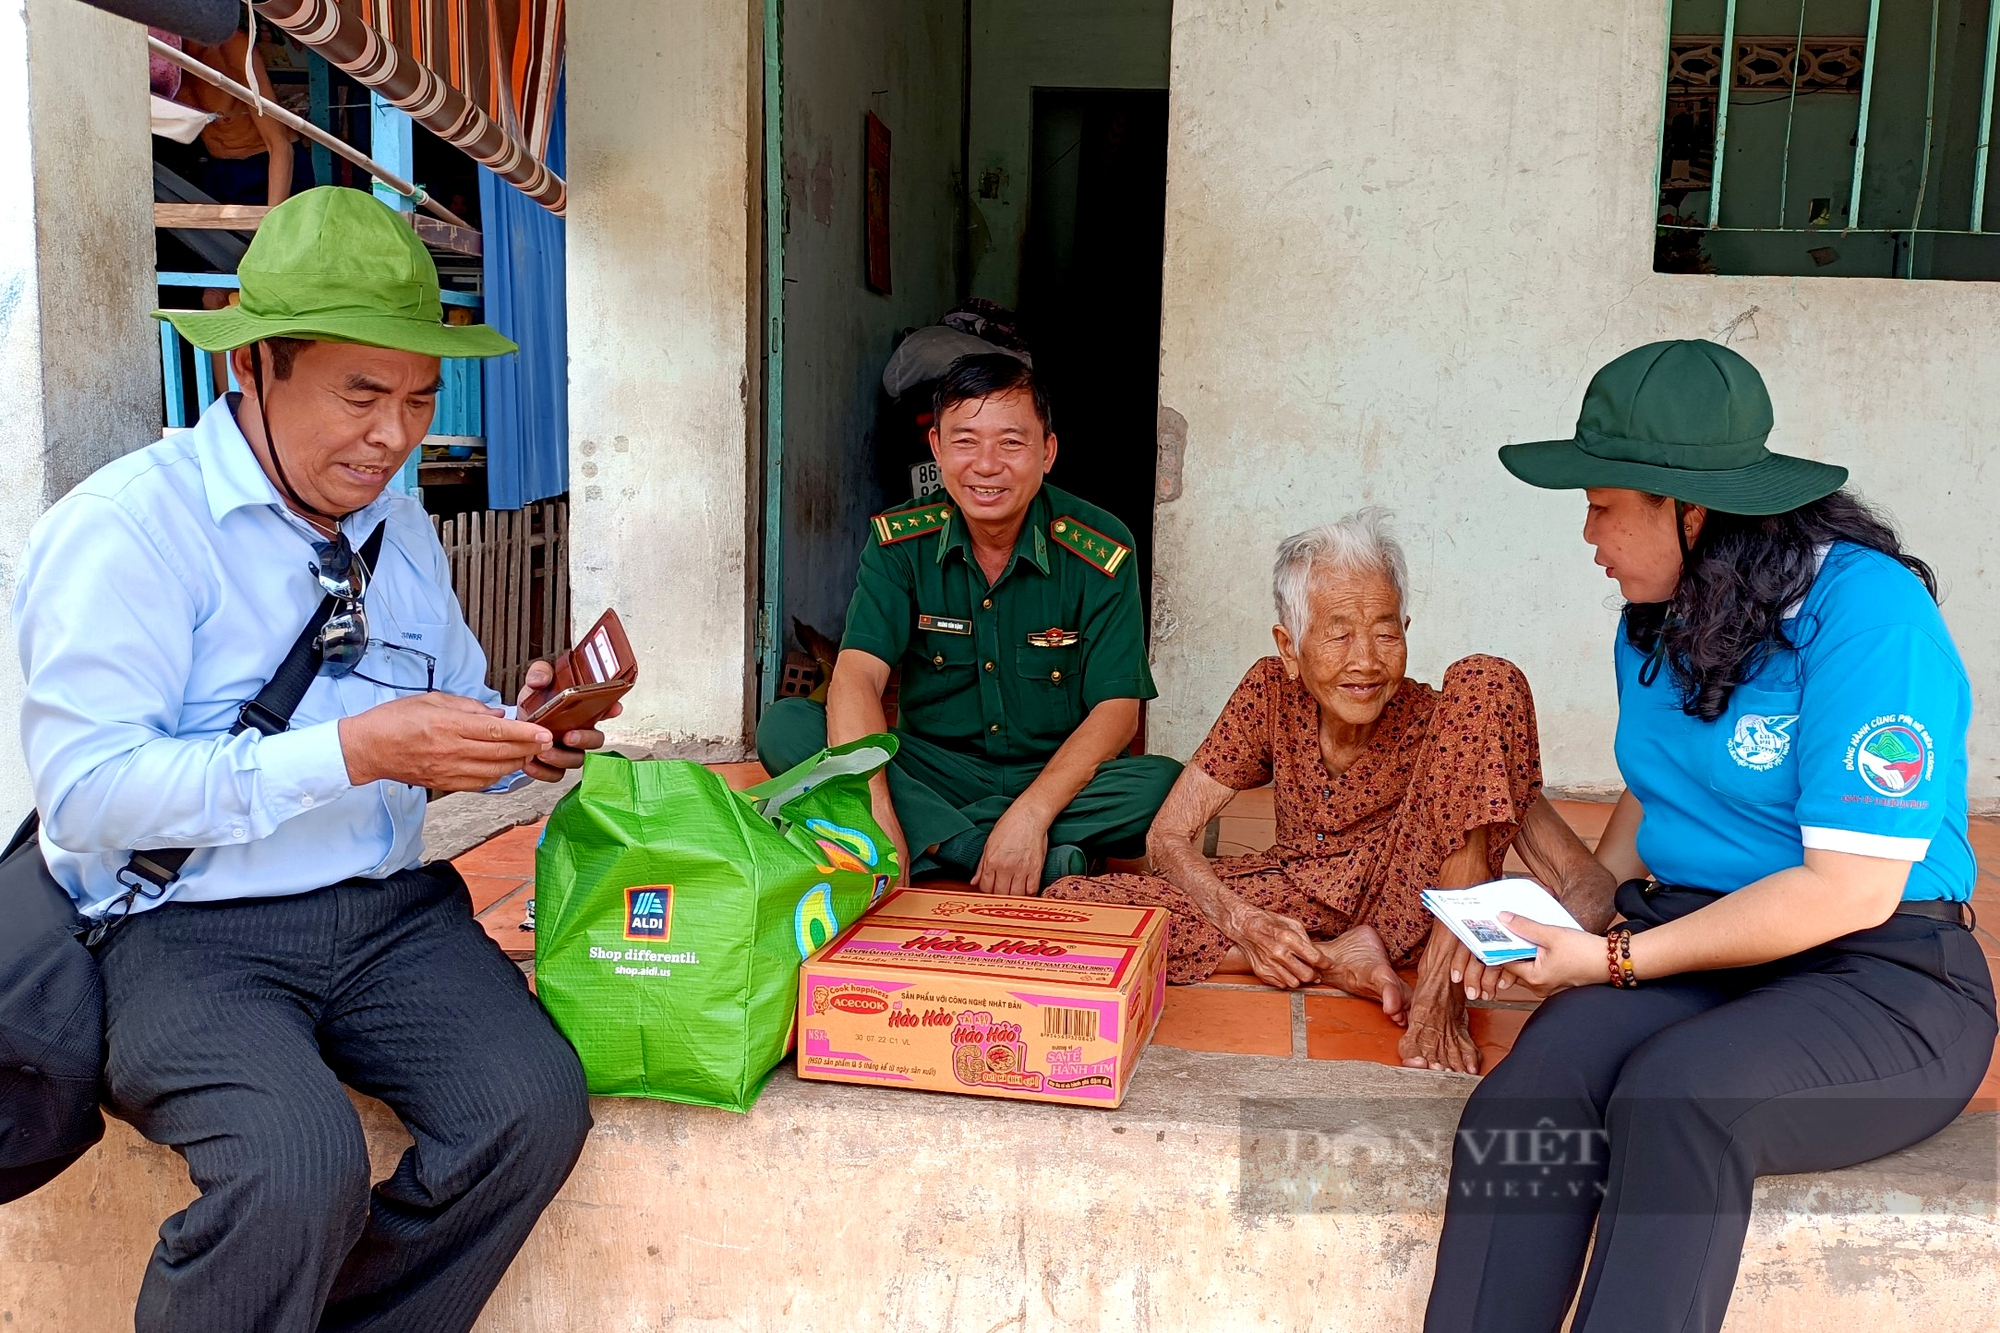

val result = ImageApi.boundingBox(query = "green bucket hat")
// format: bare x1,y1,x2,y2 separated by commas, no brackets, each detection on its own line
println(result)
1497,339,1846,515
154,187,516,359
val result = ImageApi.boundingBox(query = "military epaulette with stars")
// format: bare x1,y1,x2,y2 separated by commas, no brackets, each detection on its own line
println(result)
871,498,954,545
1050,516,1131,576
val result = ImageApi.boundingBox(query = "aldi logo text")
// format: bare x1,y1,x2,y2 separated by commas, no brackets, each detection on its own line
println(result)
625,886,673,941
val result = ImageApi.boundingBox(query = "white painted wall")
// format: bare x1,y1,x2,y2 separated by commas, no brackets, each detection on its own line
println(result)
967,0,1173,305
0,0,155,824
1153,0,2000,802
566,0,759,757
779,0,965,646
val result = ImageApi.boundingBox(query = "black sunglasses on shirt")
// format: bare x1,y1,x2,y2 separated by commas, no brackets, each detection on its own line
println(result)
310,533,436,692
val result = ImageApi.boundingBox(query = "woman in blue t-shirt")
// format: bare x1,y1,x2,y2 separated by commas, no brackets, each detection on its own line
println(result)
1424,340,1994,1333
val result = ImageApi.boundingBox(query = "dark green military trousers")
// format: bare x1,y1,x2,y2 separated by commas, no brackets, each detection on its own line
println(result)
756,698,1181,875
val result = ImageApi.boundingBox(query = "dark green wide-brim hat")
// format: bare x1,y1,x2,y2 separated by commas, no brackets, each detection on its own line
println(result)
154,186,516,359
1498,339,1846,515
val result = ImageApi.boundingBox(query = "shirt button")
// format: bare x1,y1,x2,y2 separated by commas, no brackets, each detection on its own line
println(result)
1322,788,1332,799
231,826,247,841
989,723,1001,733
982,598,993,610
300,795,314,809
1050,670,1063,683
1315,832,1325,843
933,654,945,667
984,661,995,672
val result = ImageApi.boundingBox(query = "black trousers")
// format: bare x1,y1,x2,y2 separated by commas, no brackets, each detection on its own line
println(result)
1425,896,1995,1333
95,864,592,1333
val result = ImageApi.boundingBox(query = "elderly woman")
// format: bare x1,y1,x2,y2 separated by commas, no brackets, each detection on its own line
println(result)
1046,509,1609,1072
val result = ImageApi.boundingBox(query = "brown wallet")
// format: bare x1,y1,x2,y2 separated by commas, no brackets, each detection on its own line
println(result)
519,609,637,733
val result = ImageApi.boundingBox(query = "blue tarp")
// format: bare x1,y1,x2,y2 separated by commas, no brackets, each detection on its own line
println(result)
477,83,568,510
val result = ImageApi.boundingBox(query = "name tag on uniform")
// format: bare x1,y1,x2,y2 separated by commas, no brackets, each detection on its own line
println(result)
918,613,972,636
1027,627,1080,648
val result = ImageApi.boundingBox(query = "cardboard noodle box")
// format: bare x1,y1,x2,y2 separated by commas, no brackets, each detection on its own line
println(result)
797,888,1169,1108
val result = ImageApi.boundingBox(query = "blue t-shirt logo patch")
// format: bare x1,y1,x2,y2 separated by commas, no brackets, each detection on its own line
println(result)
1854,721,1929,797
624,886,672,942
1727,713,1798,770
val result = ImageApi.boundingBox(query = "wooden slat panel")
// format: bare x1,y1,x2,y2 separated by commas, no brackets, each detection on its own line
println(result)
491,509,509,694
554,500,570,651
431,502,572,701
451,511,468,644
503,508,524,699
481,510,499,691
451,514,468,624
469,510,489,687
154,203,269,229
509,506,525,697
154,203,484,256
537,501,557,662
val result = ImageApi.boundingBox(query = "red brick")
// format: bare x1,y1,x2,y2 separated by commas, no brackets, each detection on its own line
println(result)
1153,984,1294,1057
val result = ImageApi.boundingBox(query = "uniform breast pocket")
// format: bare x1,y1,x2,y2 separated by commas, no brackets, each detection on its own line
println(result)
916,633,977,675
368,618,449,692
1014,643,1084,740
902,634,976,719
1708,686,1805,807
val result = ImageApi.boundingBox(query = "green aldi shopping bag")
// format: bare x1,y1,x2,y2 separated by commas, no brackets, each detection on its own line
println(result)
534,737,900,1111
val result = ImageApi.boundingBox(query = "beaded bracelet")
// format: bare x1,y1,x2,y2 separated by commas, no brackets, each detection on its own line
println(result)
1604,927,1639,988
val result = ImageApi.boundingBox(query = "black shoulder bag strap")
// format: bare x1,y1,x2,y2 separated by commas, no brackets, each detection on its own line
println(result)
88,521,388,942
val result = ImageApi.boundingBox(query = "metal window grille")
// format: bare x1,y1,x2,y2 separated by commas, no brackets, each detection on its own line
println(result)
1656,0,2000,279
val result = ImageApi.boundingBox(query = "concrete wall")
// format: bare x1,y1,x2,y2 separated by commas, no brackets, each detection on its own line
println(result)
1152,0,2000,802
967,0,1174,306
779,0,966,646
0,0,156,823
566,0,759,757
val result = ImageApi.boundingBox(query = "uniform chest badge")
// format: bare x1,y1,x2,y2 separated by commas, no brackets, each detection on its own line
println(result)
1727,713,1798,770
917,613,972,635
1027,627,1079,648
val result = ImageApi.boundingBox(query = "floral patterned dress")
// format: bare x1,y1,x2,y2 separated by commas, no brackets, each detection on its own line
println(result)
1045,654,1542,981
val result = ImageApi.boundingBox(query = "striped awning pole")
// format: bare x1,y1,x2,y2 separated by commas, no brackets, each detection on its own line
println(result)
254,0,566,215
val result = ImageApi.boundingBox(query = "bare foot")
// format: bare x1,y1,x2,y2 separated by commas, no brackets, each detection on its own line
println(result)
1314,925,1412,1024
1398,986,1480,1074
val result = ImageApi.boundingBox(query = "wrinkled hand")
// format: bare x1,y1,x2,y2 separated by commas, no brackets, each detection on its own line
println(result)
1499,914,1608,994
514,659,620,783
340,693,553,792
973,804,1049,898
1224,905,1323,990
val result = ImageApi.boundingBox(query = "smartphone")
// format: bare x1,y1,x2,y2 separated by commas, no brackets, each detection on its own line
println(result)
525,679,632,734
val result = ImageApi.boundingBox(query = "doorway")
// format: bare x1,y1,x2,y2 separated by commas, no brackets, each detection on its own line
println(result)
1019,88,1170,609
760,1,1174,708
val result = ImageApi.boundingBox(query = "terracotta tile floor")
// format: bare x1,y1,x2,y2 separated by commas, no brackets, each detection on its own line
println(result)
456,771,2000,1098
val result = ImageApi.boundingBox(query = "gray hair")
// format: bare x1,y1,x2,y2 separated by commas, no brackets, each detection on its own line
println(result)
1273,508,1410,641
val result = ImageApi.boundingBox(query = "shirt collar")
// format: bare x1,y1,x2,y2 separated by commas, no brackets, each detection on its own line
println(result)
936,485,1053,578
190,393,398,538
1779,542,1833,621
192,394,286,524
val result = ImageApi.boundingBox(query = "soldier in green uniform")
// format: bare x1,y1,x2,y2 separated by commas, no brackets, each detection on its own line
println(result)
757,354,1181,896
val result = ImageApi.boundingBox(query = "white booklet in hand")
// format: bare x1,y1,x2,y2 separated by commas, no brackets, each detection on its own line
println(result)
1421,878,1584,966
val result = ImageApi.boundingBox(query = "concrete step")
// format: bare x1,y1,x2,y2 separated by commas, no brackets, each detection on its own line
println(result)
5,1047,1995,1331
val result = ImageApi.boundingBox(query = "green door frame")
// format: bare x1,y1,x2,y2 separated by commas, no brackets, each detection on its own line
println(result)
757,0,786,709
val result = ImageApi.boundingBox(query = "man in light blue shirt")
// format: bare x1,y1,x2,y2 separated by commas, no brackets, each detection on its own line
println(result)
13,189,606,1333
